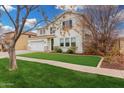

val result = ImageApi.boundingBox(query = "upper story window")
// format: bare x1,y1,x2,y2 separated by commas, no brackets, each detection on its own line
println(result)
29,35,31,38
50,27,56,35
62,20,72,30
40,28,45,35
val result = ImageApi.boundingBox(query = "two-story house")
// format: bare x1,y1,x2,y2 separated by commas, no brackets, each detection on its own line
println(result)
28,11,91,53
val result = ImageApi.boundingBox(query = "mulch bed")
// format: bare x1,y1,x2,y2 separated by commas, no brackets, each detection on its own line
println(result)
101,55,124,70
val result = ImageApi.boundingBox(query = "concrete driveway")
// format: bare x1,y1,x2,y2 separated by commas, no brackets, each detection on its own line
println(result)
0,50,34,58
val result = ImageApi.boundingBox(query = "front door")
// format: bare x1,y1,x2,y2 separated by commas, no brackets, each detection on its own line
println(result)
51,39,54,50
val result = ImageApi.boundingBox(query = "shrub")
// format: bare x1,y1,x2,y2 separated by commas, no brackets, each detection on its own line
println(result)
66,47,76,54
104,46,120,63
107,46,120,56
84,41,101,55
53,47,62,53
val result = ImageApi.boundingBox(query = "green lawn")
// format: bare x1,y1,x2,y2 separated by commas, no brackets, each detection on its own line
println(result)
20,52,101,67
0,58,124,88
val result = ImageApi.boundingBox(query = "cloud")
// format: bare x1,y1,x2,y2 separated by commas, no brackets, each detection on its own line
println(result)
2,25,14,31
0,23,14,35
119,30,124,37
56,5,84,11
0,5,16,12
116,9,124,21
25,18,37,27
31,30,37,33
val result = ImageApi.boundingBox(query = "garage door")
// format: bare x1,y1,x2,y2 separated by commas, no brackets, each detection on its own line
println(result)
29,41,45,51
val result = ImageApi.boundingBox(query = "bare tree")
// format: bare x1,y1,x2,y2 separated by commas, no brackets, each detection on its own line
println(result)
0,5,48,70
81,5,124,55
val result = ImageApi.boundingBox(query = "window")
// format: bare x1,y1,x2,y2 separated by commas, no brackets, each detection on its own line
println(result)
62,21,65,30
69,20,72,28
65,38,70,47
50,27,56,34
40,30,42,34
62,20,72,30
29,35,31,38
40,28,45,35
60,38,64,47
71,37,76,47
62,21,65,28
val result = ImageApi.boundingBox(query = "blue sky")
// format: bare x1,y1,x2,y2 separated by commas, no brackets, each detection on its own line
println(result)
0,5,64,30
1,5,124,35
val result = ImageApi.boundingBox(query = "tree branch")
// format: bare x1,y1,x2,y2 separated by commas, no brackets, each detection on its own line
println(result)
2,5,16,29
13,6,30,44
15,6,21,33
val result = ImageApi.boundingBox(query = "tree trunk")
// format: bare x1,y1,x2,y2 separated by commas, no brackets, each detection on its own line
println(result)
8,47,17,70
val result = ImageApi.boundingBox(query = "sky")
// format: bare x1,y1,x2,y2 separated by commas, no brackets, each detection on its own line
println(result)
1,5,63,26
0,5,124,36
0,5,64,33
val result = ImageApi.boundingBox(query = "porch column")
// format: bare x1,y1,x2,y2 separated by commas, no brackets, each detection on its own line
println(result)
47,38,51,52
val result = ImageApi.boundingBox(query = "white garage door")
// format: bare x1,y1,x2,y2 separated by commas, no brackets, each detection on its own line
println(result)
29,41,45,51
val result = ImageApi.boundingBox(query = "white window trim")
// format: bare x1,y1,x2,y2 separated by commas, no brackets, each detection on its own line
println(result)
60,37,76,47
50,27,56,35
71,37,76,47
60,38,64,47
65,37,70,47
40,29,45,35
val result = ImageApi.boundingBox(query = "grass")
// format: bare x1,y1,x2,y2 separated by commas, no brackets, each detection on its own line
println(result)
0,58,124,88
19,52,101,67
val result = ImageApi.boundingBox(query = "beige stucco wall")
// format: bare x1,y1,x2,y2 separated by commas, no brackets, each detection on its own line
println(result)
4,33,29,51
120,38,124,54
15,35,28,50
0,45,2,51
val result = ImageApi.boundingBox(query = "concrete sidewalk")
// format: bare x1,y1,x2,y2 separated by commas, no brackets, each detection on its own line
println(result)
0,50,34,58
16,56,124,79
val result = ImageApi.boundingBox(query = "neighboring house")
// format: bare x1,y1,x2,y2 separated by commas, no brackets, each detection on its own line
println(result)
0,32,36,52
0,43,3,52
28,11,91,53
118,37,124,54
